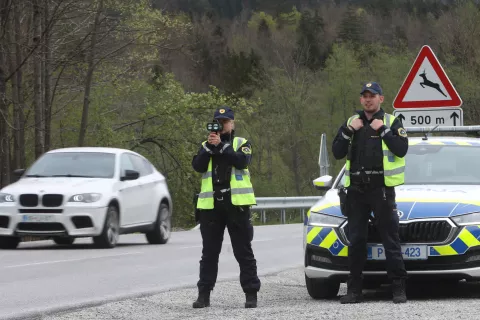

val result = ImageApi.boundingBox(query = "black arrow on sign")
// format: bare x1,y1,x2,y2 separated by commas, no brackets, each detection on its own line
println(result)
397,114,406,124
450,112,459,126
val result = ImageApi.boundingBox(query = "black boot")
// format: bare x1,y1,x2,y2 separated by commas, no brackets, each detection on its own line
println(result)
192,291,210,308
340,276,363,304
392,279,407,303
245,292,257,308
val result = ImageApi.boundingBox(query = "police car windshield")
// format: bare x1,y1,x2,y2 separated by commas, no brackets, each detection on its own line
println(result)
25,152,116,178
405,144,480,185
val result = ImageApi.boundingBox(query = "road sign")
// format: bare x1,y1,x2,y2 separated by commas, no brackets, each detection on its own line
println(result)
393,107,463,127
393,45,462,109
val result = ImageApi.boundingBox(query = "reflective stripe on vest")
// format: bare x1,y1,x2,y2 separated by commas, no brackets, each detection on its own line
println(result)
344,113,406,188
196,137,256,209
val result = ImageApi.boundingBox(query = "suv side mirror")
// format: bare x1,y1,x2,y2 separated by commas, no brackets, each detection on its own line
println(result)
313,175,333,191
13,169,25,177
121,169,139,181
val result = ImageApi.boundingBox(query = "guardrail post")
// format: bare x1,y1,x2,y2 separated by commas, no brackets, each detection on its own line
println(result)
261,210,266,224
301,209,305,222
281,209,285,224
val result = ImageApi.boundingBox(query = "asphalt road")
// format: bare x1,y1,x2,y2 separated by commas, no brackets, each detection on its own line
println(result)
0,223,303,320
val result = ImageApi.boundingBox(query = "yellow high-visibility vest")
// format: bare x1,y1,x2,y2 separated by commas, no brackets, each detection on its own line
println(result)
344,113,405,187
196,137,256,209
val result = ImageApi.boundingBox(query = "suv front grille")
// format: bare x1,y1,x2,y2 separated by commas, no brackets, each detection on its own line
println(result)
343,220,453,244
42,194,63,207
19,194,64,208
19,194,38,207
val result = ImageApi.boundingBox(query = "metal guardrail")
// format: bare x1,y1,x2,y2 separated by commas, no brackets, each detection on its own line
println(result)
251,196,322,224
192,196,322,229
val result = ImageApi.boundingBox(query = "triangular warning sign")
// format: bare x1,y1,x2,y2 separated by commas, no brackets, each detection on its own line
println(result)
393,45,462,109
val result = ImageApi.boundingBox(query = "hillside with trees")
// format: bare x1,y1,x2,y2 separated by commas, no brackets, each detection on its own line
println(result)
1,0,479,227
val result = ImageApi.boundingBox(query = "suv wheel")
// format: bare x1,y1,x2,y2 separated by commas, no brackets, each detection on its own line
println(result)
146,203,171,244
93,205,120,248
0,236,20,249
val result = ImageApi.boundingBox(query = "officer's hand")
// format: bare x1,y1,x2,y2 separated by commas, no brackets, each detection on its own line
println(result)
350,118,363,131
207,132,220,146
370,119,384,131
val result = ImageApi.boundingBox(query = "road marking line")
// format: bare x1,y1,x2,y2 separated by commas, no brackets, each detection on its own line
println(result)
3,251,144,268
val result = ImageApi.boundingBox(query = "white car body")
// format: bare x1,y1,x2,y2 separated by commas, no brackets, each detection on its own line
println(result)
0,147,172,249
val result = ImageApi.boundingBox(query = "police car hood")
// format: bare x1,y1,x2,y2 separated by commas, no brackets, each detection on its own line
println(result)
313,185,480,221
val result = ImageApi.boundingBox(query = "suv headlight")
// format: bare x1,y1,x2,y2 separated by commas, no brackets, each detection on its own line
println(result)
451,212,480,226
0,193,14,203
68,193,102,203
308,212,346,227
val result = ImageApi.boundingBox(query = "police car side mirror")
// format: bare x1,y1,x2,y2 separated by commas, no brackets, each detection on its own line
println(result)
313,175,333,191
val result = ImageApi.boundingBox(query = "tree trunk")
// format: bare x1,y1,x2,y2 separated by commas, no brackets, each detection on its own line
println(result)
14,1,26,168
43,0,52,151
0,0,11,186
267,134,272,182
33,0,44,158
78,0,103,147
8,0,19,170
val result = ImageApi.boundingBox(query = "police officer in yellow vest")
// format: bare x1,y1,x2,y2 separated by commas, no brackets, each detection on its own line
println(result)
332,82,408,304
192,106,260,309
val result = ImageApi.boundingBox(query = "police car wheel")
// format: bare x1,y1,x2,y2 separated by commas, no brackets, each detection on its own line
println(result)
305,273,340,299
146,203,171,245
0,236,20,249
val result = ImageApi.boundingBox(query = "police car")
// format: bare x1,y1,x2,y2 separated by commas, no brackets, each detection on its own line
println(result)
304,126,480,299
0,147,172,249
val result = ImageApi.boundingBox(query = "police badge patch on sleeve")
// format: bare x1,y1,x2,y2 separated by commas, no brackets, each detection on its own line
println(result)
241,146,252,154
399,128,408,137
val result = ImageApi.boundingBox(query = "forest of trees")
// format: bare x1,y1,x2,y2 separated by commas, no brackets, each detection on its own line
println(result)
1,0,480,227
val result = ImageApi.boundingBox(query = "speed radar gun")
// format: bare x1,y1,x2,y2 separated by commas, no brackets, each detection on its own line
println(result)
206,119,223,133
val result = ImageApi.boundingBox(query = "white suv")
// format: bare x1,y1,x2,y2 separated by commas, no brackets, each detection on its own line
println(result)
0,147,172,249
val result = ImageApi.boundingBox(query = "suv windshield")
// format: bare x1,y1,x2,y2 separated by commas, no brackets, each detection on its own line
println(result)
25,152,116,178
337,143,480,186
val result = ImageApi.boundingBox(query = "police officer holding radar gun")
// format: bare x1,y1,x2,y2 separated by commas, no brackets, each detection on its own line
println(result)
332,82,408,304
191,106,260,309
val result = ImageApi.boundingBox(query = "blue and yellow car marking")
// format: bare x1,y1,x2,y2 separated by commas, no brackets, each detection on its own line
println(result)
308,199,480,221
306,225,480,258
409,140,480,146
430,225,480,256
306,226,348,257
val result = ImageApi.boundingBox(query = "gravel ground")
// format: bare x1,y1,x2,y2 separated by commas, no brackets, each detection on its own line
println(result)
38,266,480,320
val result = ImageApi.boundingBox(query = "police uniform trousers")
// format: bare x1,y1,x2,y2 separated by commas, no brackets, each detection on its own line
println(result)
346,185,407,280
197,192,261,293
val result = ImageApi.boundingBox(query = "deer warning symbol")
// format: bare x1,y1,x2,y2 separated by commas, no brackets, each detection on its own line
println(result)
393,45,462,109
418,69,447,97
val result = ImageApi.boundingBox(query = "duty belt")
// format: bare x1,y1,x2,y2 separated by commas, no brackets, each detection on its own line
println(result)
214,188,231,201
350,170,384,175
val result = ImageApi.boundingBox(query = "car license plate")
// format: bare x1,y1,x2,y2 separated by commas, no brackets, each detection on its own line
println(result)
22,214,55,223
368,244,427,260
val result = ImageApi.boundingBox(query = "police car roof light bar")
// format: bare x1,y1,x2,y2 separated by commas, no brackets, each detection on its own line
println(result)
404,125,480,138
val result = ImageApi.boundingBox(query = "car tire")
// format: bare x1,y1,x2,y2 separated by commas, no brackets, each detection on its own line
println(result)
0,236,20,249
93,205,120,249
305,273,340,299
146,203,171,245
53,237,75,246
